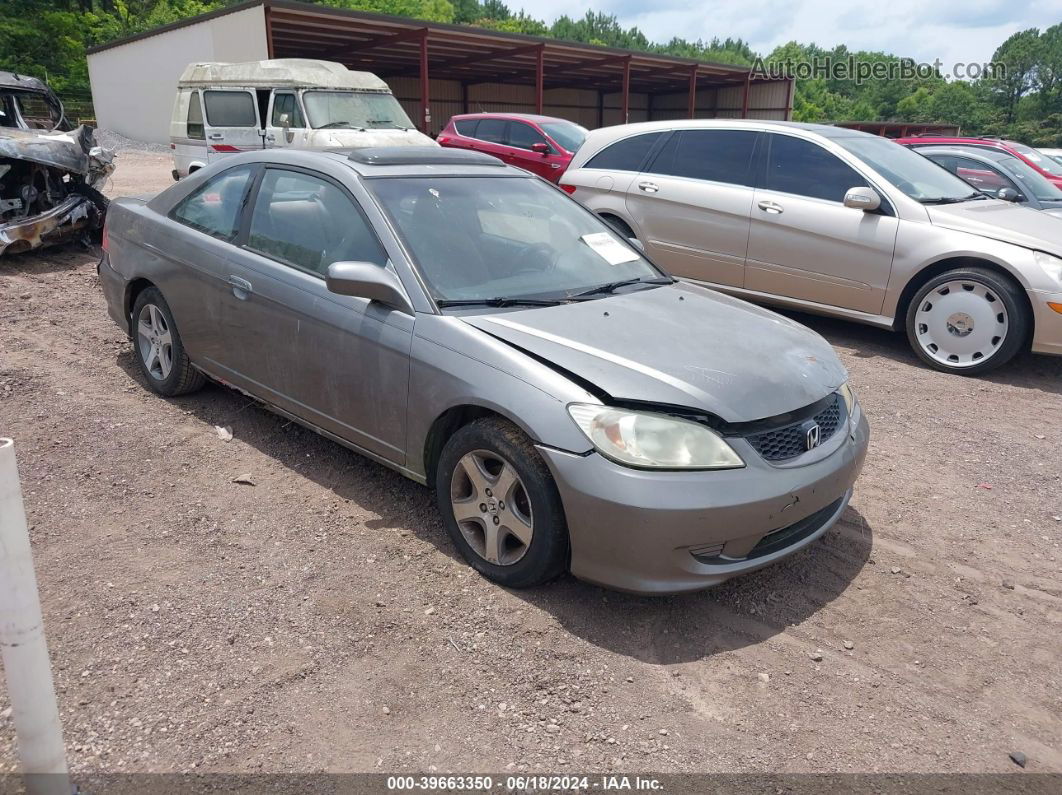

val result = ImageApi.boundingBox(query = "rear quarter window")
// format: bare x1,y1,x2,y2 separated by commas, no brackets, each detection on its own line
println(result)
454,119,478,137
584,132,664,171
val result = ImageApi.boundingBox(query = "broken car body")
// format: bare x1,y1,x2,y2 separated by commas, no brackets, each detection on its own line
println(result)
1,71,114,256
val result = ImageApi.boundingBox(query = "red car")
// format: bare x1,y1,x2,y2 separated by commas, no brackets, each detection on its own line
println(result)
437,113,588,182
896,135,1062,189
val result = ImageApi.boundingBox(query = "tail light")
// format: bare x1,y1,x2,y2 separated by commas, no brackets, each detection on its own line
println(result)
437,135,451,145
170,143,175,149
561,184,577,195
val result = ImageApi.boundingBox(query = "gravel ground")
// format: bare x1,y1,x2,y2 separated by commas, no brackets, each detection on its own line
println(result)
1,150,1060,778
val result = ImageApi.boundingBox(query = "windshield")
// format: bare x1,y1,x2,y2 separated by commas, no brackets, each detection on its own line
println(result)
302,90,414,130
1009,142,1062,177
836,136,979,203
367,176,665,303
994,155,1062,201
540,120,588,153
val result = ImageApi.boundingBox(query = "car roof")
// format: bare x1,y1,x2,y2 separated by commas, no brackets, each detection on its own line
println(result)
914,146,1013,163
897,136,1018,147
579,118,881,140
450,112,573,124
218,146,531,178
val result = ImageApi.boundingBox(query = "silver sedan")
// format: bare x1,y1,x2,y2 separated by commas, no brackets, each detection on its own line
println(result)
99,146,868,594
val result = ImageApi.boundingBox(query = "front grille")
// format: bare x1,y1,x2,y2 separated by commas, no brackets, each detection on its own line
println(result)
745,394,844,462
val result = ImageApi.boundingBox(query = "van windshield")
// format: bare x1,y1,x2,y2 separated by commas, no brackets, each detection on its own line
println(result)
302,91,414,131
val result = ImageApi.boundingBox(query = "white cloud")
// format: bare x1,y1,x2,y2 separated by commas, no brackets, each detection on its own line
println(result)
510,0,1062,77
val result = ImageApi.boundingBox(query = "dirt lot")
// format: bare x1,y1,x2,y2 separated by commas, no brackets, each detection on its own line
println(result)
1,150,1060,778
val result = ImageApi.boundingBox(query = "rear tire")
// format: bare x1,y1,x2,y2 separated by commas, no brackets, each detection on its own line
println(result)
905,267,1028,375
131,287,205,396
435,417,568,588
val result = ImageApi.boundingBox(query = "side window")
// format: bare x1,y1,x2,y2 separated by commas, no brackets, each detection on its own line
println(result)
584,132,664,171
186,91,204,140
171,165,255,240
271,92,304,128
203,90,257,127
508,121,549,151
648,130,758,186
247,168,387,276
952,156,1011,196
454,119,478,137
476,118,508,144
765,135,867,202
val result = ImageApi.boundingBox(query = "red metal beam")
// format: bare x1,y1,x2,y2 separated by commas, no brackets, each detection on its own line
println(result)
339,26,429,56
265,4,275,59
687,64,697,118
535,45,544,115
621,56,631,123
419,31,430,134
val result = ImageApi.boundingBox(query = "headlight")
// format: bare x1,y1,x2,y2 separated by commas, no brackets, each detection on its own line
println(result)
1033,250,1062,284
839,382,857,416
567,404,744,470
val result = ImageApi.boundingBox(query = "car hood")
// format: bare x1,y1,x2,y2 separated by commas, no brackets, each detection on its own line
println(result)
461,282,847,423
927,200,1062,256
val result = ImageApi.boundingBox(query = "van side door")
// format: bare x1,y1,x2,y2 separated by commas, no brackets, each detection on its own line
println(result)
202,89,262,161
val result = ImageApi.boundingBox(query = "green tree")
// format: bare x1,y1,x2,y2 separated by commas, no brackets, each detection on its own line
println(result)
988,28,1042,123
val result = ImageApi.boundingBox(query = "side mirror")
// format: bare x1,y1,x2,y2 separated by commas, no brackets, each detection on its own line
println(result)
531,142,550,155
325,262,413,314
996,187,1021,202
843,186,881,211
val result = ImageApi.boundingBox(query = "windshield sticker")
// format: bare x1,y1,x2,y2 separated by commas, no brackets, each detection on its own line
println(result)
580,232,639,265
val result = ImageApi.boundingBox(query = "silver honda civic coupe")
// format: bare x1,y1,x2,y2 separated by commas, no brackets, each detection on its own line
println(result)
99,146,869,594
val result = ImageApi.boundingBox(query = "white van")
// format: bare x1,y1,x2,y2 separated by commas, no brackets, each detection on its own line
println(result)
170,58,435,179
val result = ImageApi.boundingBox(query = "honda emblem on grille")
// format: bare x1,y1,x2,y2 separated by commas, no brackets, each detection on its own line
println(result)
804,421,821,450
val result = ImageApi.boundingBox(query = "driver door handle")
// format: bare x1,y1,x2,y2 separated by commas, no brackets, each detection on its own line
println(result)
638,181,659,193
757,199,784,214
227,275,253,299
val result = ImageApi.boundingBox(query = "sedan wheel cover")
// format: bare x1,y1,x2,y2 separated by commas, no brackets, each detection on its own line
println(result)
450,450,534,566
914,280,1009,368
136,303,174,381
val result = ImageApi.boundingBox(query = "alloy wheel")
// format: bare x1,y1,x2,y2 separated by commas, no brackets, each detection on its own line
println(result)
136,303,174,381
449,450,534,566
913,279,1009,368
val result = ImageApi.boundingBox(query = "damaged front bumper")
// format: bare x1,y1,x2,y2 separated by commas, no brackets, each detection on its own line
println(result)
0,125,114,256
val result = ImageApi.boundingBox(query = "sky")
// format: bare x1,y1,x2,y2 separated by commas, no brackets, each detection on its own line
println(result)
512,0,1062,77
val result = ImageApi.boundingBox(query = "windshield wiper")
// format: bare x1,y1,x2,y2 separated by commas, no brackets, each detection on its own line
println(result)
919,193,985,205
568,276,673,300
436,297,565,308
317,121,365,131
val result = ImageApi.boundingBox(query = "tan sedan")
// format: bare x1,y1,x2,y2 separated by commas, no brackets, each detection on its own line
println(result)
562,120,1062,375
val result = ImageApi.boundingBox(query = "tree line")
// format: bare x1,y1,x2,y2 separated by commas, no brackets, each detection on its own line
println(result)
2,0,1060,145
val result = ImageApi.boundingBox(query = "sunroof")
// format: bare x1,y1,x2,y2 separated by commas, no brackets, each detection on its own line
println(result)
346,147,506,167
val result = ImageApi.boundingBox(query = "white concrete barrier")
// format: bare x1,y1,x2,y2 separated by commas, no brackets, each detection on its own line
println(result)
0,438,71,795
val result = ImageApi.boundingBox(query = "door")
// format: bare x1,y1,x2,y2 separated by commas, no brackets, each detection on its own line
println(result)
745,133,898,316
172,89,209,176
469,118,511,164
624,129,759,288
264,91,309,151
506,120,564,180
202,89,262,161
162,164,259,363
221,166,413,463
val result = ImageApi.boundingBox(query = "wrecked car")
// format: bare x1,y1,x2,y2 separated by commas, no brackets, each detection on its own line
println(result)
99,146,869,595
1,71,114,256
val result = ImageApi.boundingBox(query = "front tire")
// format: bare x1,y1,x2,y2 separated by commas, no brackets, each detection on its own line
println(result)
435,417,568,588
905,267,1028,375
131,287,205,396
